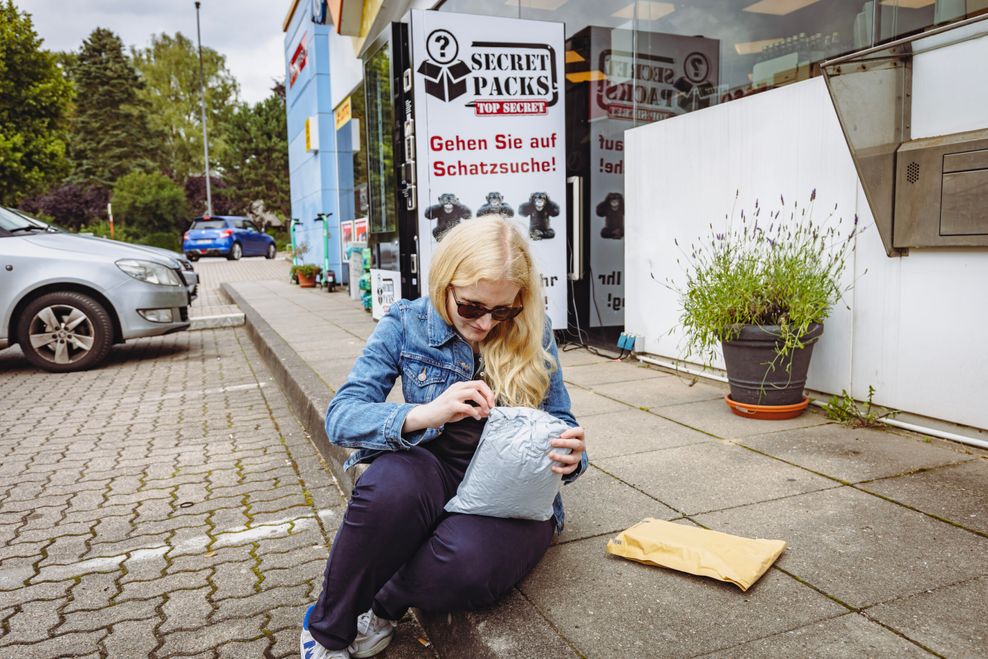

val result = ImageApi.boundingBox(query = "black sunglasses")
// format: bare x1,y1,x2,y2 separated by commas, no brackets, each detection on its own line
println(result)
450,290,523,321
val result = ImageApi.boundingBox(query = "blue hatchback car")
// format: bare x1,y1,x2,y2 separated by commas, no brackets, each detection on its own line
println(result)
182,216,277,261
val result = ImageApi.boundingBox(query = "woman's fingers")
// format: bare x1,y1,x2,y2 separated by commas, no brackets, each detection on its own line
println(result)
549,437,584,451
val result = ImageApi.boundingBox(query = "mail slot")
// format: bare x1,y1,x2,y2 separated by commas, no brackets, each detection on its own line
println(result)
894,128,988,248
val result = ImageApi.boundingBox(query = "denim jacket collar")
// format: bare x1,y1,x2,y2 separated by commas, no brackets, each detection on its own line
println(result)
426,300,458,347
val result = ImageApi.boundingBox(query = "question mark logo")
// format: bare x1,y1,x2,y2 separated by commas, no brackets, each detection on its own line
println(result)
684,52,709,84
427,29,457,65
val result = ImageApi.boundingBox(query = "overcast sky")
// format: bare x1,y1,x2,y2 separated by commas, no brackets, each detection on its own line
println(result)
18,0,290,105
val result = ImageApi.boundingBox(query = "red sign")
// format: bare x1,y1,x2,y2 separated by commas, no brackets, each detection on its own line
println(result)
289,35,308,88
473,99,548,116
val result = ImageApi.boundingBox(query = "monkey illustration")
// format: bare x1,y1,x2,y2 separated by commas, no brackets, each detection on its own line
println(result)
425,193,472,240
596,192,624,240
518,192,558,240
476,192,514,219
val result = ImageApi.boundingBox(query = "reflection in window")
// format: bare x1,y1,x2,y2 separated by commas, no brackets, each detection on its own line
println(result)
364,44,397,234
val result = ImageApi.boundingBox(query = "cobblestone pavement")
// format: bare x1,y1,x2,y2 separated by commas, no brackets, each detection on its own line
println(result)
0,260,435,658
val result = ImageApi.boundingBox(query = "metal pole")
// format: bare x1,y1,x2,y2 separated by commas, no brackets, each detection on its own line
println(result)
194,1,213,216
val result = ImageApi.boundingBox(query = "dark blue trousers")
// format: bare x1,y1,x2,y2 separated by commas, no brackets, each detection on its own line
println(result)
308,447,555,650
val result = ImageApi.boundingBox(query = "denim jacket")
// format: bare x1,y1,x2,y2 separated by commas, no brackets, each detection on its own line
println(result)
324,296,587,532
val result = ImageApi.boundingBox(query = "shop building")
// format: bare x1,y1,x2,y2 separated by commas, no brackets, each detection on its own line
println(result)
283,1,988,442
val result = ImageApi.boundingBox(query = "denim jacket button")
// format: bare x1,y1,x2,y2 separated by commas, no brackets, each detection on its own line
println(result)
418,370,427,382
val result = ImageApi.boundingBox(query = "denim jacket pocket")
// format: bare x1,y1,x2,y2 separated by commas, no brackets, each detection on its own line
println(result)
401,356,452,404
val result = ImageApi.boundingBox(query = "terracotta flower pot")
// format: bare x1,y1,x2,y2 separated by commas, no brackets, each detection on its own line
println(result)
297,273,317,288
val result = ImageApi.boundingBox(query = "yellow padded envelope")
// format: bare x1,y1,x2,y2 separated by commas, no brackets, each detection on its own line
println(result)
606,518,786,591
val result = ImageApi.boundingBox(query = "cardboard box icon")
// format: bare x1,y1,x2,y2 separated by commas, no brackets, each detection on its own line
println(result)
418,60,471,102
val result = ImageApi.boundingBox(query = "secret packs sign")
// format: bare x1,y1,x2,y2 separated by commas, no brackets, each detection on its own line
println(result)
411,10,567,328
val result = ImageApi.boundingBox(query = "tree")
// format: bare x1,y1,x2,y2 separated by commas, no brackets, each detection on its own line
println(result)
132,32,239,181
69,28,153,188
223,88,290,218
0,0,72,204
111,171,187,235
184,174,235,216
20,183,108,230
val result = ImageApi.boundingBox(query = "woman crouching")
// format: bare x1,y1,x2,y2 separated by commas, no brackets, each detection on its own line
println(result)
300,218,587,658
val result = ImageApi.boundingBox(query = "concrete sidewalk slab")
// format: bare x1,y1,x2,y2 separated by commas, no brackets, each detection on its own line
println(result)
865,575,988,657
556,466,679,543
520,533,846,658
859,460,988,535
694,487,988,609
654,397,831,438
595,441,837,516
704,612,930,657
593,374,726,410
220,271,988,658
577,408,713,460
740,423,974,484
563,360,670,387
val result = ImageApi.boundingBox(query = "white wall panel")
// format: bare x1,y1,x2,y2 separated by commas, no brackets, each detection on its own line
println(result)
626,26,988,432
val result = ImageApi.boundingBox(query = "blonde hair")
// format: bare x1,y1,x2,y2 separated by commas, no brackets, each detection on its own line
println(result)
428,218,553,408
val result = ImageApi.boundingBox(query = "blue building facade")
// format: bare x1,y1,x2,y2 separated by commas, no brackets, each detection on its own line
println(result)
284,7,343,281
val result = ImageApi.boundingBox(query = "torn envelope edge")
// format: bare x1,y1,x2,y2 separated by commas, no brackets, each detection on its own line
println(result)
605,518,787,592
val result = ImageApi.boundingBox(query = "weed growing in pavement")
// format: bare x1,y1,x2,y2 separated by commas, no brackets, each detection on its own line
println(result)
824,385,899,427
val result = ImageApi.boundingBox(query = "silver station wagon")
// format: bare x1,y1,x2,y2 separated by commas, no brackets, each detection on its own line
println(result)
0,206,195,372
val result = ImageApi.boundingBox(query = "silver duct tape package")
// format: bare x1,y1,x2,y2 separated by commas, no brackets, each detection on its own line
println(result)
445,406,571,521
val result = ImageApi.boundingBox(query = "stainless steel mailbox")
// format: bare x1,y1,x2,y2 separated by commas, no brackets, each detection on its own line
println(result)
894,128,988,248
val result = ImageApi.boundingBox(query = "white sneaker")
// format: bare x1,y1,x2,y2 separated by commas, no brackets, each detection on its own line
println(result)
301,604,351,659
347,609,397,658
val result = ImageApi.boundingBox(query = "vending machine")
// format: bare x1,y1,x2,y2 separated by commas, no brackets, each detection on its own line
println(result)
564,26,719,343
361,10,569,328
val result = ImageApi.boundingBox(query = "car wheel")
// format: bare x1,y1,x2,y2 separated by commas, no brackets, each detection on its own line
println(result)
186,253,200,262
16,291,114,372
228,242,243,260
265,244,276,259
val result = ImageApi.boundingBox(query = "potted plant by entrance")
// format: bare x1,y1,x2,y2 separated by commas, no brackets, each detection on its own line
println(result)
672,190,861,419
291,264,322,288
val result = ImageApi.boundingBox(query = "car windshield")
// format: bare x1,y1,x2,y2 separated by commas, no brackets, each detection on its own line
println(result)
190,219,226,230
0,206,38,232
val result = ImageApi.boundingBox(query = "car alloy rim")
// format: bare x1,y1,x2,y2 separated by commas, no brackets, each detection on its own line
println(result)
268,245,275,257
28,305,96,364
233,244,242,258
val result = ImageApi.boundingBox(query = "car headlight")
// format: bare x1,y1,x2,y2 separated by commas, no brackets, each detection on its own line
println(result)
116,259,183,286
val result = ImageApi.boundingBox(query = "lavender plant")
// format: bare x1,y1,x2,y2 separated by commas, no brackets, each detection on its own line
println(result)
669,190,863,364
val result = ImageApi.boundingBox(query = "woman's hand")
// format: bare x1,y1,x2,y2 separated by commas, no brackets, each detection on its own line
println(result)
548,426,585,475
402,380,496,433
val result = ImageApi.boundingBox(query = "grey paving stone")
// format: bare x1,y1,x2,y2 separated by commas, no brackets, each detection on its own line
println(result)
860,460,988,535
593,374,728,411
100,617,161,659
557,347,610,368
739,423,972,484
596,441,836,515
59,597,160,633
558,466,678,543
0,630,108,659
115,568,212,604
694,487,988,609
563,360,669,388
210,583,309,624
704,612,930,657
216,636,272,658
565,386,629,417
520,536,844,658
157,615,265,657
866,575,988,658
159,585,214,634
64,571,119,612
1,597,67,645
653,397,832,438
417,588,578,659
578,407,713,460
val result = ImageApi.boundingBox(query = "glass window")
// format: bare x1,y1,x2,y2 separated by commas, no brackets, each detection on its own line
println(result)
364,42,398,234
190,219,226,230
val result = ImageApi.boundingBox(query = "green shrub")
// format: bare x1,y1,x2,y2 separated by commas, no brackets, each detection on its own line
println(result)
111,171,188,235
135,231,181,252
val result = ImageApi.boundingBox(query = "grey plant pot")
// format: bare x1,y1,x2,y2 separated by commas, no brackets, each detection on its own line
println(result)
721,323,824,406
